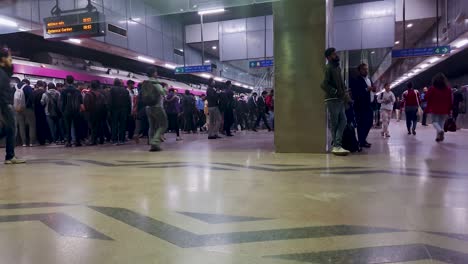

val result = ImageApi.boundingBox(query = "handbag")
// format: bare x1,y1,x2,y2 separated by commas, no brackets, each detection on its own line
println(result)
415,90,423,117
444,118,457,132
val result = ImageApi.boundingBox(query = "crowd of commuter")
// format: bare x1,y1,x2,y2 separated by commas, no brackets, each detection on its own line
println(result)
323,47,464,156
0,47,274,163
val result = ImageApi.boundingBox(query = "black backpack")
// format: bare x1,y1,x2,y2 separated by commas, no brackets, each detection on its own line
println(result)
47,92,60,117
65,90,81,114
342,124,360,153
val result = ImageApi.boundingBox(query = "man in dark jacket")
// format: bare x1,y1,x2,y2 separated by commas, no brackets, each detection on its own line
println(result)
84,80,107,145
182,90,196,133
321,47,349,156
236,95,249,131
0,48,25,164
110,78,131,145
33,80,51,145
206,78,222,139
349,63,374,148
223,81,235,136
61,75,83,147
253,91,272,132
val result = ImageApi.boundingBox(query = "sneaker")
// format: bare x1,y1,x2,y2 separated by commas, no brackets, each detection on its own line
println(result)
436,131,445,142
331,147,350,156
408,131,411,135
65,143,72,148
149,145,162,152
208,136,217,140
385,133,391,138
22,144,27,147
176,137,183,141
4,157,26,165
412,130,416,135
29,144,35,147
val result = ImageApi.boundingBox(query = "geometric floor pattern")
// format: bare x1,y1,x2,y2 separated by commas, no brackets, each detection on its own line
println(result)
2,123,468,263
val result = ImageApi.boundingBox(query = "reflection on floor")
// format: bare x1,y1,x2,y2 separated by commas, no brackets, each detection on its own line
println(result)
1,123,468,263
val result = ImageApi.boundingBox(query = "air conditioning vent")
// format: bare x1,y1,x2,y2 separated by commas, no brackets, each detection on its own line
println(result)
108,24,127,37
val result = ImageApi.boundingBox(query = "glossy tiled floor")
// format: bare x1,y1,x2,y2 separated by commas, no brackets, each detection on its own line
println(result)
1,122,468,264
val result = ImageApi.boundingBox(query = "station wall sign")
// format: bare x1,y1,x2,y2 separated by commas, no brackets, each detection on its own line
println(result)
392,46,451,58
175,65,212,74
249,59,274,68
43,11,106,40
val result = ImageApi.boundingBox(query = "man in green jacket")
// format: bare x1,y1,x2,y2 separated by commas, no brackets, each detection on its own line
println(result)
321,47,350,156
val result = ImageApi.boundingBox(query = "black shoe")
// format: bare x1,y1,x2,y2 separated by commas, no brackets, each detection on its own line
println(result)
215,135,223,139
408,131,411,135
75,142,82,147
361,143,372,148
149,145,162,152
412,130,416,135
252,129,258,132
226,134,234,137
65,143,72,148
208,136,217,140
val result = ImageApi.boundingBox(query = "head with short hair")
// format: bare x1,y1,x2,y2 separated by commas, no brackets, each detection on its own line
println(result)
36,80,45,88
406,81,414,90
66,75,74,85
252,92,258,97
226,80,232,88
91,80,101,90
127,80,135,87
169,88,175,93
432,73,449,90
358,63,369,77
0,47,13,74
47,82,56,90
262,91,268,96
21,79,30,85
324,47,339,64
147,67,158,78
384,82,390,91
113,78,122,87
185,90,190,95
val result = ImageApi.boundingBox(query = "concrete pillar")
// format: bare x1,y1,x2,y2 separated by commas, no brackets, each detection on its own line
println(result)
274,0,329,153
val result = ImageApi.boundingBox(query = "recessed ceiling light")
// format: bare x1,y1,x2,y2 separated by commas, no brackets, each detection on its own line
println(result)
68,38,82,44
0,17,18,27
164,63,176,69
407,23,413,28
204,60,211,63
395,41,400,45
212,46,217,50
137,56,155,64
428,57,440,64
371,51,375,54
198,8,225,16
200,73,211,79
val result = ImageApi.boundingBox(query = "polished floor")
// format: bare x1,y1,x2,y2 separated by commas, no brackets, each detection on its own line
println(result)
1,122,468,264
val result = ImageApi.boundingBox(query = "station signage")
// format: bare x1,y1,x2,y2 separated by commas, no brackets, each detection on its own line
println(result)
175,65,212,74
43,11,106,39
249,59,274,68
392,46,451,58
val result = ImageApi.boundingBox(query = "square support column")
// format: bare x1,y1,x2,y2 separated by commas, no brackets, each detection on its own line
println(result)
274,0,328,153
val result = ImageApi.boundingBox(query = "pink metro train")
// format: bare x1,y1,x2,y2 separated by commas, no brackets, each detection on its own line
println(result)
11,59,206,96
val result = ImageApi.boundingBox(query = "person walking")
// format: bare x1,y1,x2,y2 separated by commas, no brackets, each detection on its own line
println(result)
402,82,421,135
206,78,222,139
141,68,167,152
253,91,272,132
110,79,131,145
41,82,61,144
321,47,350,155
350,63,374,148
61,75,84,147
425,73,453,142
421,87,429,126
0,47,25,164
377,83,396,138
165,88,182,141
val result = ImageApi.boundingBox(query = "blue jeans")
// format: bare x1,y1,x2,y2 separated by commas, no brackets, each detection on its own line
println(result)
0,106,16,160
405,106,418,132
327,100,347,148
432,114,447,134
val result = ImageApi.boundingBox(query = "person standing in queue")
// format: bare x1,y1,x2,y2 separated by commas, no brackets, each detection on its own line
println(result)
248,92,258,130
425,73,453,142
33,80,50,145
377,83,396,138
126,80,137,140
61,75,84,147
402,82,421,135
16,78,36,147
182,90,197,133
223,81,235,137
84,80,107,145
141,67,167,152
41,82,61,144
253,91,272,132
0,47,25,164
165,88,183,141
206,78,222,139
110,79,131,145
350,63,374,149
321,47,350,156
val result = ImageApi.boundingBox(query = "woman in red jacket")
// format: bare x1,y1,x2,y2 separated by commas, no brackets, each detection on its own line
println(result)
425,73,453,142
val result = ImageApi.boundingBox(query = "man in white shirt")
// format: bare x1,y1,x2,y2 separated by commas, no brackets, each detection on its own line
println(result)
377,83,396,138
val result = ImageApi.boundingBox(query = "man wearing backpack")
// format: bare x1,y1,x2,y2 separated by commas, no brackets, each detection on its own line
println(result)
141,67,167,152
110,79,131,145
16,79,36,147
61,75,84,147
84,80,106,145
0,47,25,164
41,82,62,144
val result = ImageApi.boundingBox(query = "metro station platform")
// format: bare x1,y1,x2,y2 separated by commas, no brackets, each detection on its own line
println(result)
2,123,468,264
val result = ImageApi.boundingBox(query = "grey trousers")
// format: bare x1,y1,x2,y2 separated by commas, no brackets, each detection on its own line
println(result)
327,100,347,148
208,107,221,137
17,108,36,145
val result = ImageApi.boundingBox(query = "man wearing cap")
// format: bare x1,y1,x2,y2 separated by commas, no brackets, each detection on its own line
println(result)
0,48,26,164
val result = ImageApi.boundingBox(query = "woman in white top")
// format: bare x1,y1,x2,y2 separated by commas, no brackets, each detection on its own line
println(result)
377,83,396,138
